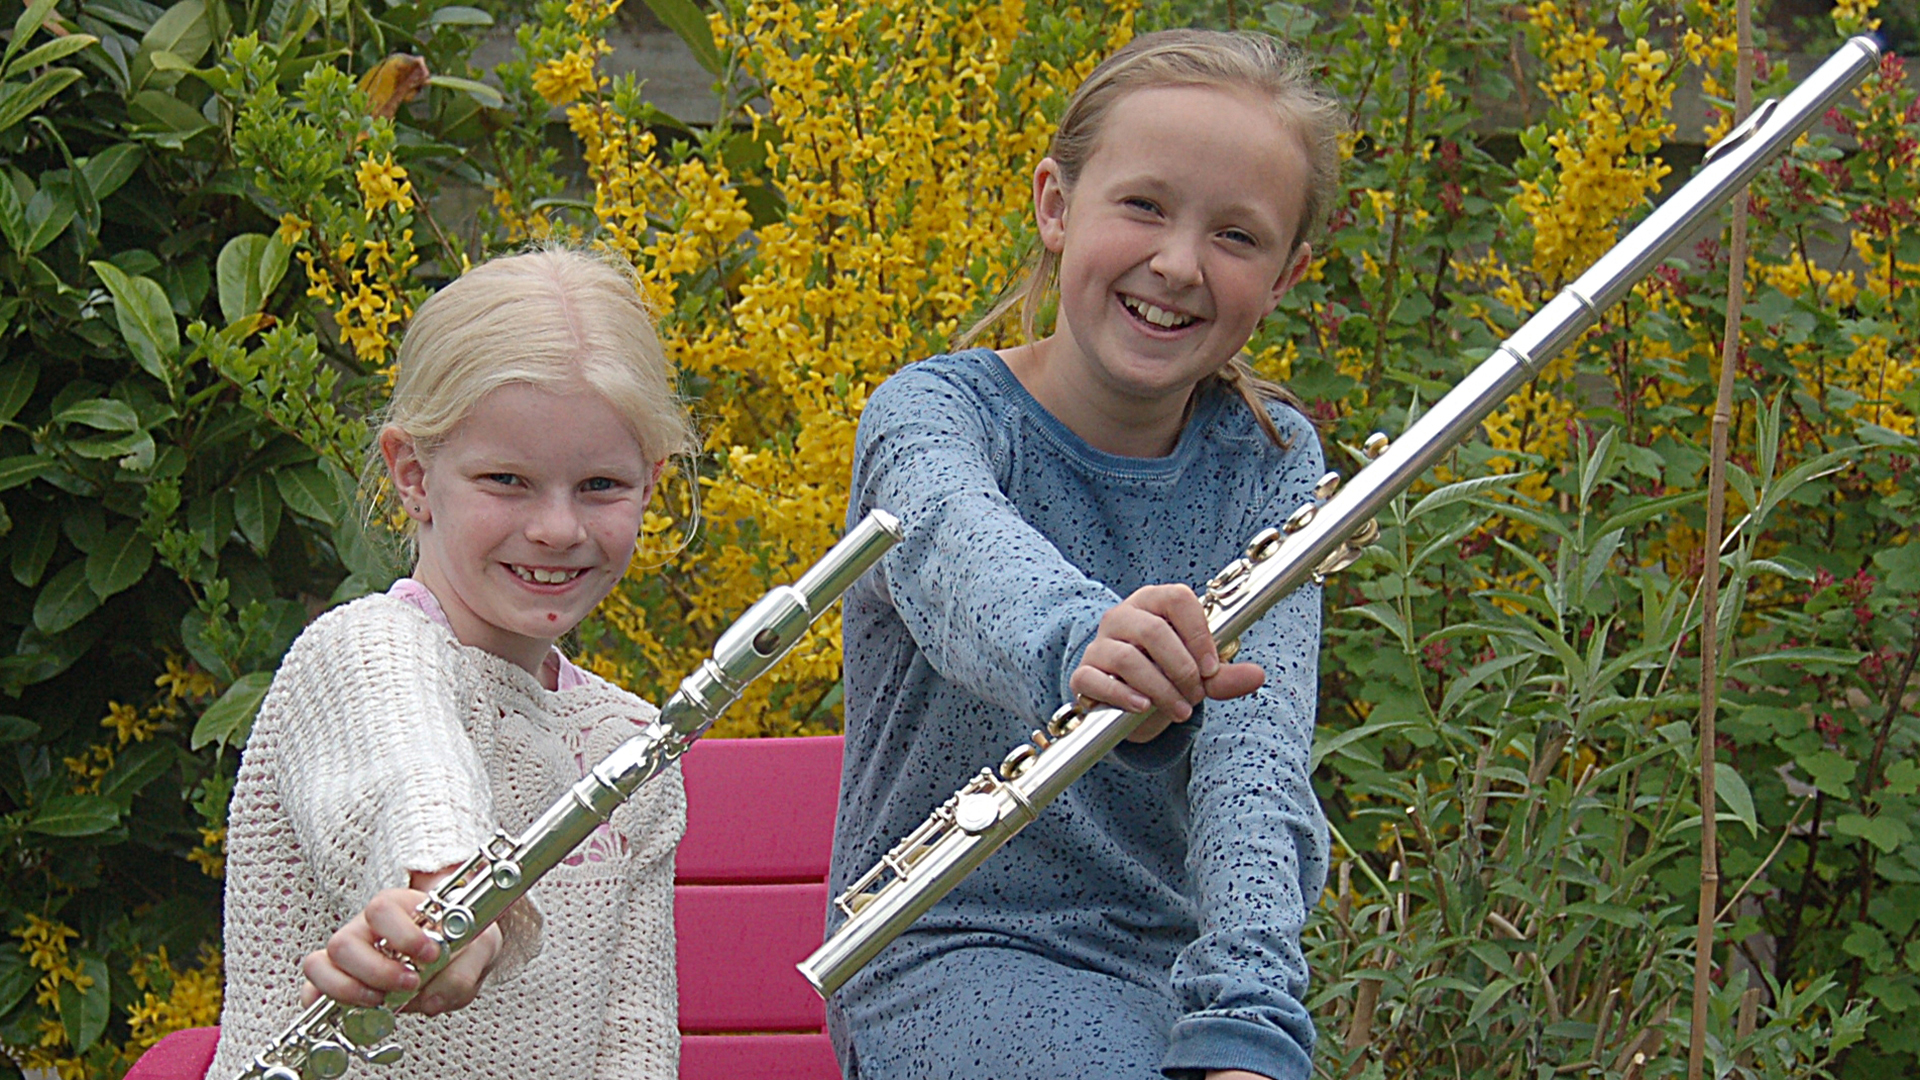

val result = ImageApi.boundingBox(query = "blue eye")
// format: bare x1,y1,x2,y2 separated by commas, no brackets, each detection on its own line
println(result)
1221,228,1258,246
485,473,520,486
582,477,619,493
1124,196,1160,214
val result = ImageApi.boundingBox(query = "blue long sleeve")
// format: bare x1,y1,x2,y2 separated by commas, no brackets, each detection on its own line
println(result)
831,349,1328,1080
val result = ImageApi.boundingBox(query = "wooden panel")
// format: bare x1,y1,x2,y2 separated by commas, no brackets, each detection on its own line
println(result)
676,882,830,1032
677,735,844,884
681,1032,841,1080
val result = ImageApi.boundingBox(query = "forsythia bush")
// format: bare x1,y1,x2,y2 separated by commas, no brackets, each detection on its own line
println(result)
0,0,1914,1075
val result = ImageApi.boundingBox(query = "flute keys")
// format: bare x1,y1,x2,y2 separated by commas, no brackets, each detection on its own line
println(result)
1000,743,1038,780
1283,503,1316,534
340,1006,396,1048
954,792,1000,834
1365,432,1390,459
365,1045,404,1066
1313,471,1341,501
262,1067,301,1080
1243,527,1283,562
304,1041,350,1079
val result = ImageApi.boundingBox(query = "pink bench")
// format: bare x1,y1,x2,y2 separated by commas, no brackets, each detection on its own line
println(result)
127,735,847,1079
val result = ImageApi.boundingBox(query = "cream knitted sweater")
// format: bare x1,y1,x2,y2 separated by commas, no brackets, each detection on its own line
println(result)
211,593,685,1079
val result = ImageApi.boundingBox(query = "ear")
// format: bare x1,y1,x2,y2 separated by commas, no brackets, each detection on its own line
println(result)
380,426,431,524
1033,157,1071,254
1265,241,1314,313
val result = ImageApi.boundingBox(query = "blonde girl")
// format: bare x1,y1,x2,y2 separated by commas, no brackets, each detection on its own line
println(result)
828,30,1343,1080
211,248,694,1079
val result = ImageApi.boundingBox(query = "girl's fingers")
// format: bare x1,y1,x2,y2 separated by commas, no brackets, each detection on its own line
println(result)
409,924,501,1015
1098,599,1205,705
1132,584,1219,678
362,890,439,966
1081,635,1190,717
1203,661,1266,701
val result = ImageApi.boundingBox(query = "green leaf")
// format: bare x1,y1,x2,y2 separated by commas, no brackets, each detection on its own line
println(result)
426,73,503,109
1595,489,1705,537
133,0,211,87
0,715,37,742
99,738,171,808
86,520,153,599
642,0,722,76
22,183,73,253
3,33,97,80
88,261,178,380
1836,812,1913,854
11,507,56,585
427,4,492,25
57,951,108,1053
0,175,25,253
0,948,34,1017
1713,762,1758,838
3,0,61,70
0,67,84,135
191,670,273,750
1843,922,1890,960
216,233,292,324
1466,975,1518,1030
233,470,280,554
54,397,140,431
0,356,38,423
1312,718,1416,768
274,461,338,525
0,454,52,492
127,88,212,136
26,793,120,835
79,142,143,201
1798,749,1857,798
1730,646,1864,670
1405,472,1528,522
1885,759,1920,797
33,559,99,634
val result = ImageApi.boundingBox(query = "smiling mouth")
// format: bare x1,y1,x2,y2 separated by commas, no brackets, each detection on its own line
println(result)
1120,295,1199,330
510,565,587,585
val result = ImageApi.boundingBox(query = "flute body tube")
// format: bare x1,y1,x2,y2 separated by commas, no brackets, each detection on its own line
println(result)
237,510,902,1080
799,36,1883,1000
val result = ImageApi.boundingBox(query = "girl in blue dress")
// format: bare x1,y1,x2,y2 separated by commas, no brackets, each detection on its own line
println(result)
830,28,1346,1080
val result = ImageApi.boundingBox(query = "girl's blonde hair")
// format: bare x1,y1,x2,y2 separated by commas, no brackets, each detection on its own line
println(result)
962,28,1346,446
370,246,695,521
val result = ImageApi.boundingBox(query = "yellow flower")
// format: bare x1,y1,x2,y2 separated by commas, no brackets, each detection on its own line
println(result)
102,700,156,745
532,46,607,106
14,915,78,973
156,655,217,701
355,154,415,219
275,213,309,245
187,826,227,879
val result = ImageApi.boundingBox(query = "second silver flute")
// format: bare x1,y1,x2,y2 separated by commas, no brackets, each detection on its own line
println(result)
239,509,900,1080
799,36,1883,999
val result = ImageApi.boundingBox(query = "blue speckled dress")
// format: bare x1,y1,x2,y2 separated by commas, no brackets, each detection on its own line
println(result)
829,349,1329,1080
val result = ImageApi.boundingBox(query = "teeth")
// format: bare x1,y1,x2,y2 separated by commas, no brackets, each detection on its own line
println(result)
513,566,585,584
1123,297,1195,329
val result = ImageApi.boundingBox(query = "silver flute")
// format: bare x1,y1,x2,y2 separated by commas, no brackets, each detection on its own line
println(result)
239,510,901,1080
799,36,1883,999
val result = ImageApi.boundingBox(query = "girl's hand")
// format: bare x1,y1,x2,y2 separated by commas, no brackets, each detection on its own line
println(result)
1070,584,1265,743
299,868,504,1017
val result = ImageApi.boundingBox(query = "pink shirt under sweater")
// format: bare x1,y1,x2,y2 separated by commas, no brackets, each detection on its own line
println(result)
388,578,590,691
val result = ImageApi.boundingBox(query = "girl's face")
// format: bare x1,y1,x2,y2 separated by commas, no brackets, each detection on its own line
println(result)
382,381,656,677
1035,82,1312,415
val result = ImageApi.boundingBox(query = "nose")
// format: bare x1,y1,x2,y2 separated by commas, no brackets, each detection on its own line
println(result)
526,491,588,549
1149,228,1205,289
